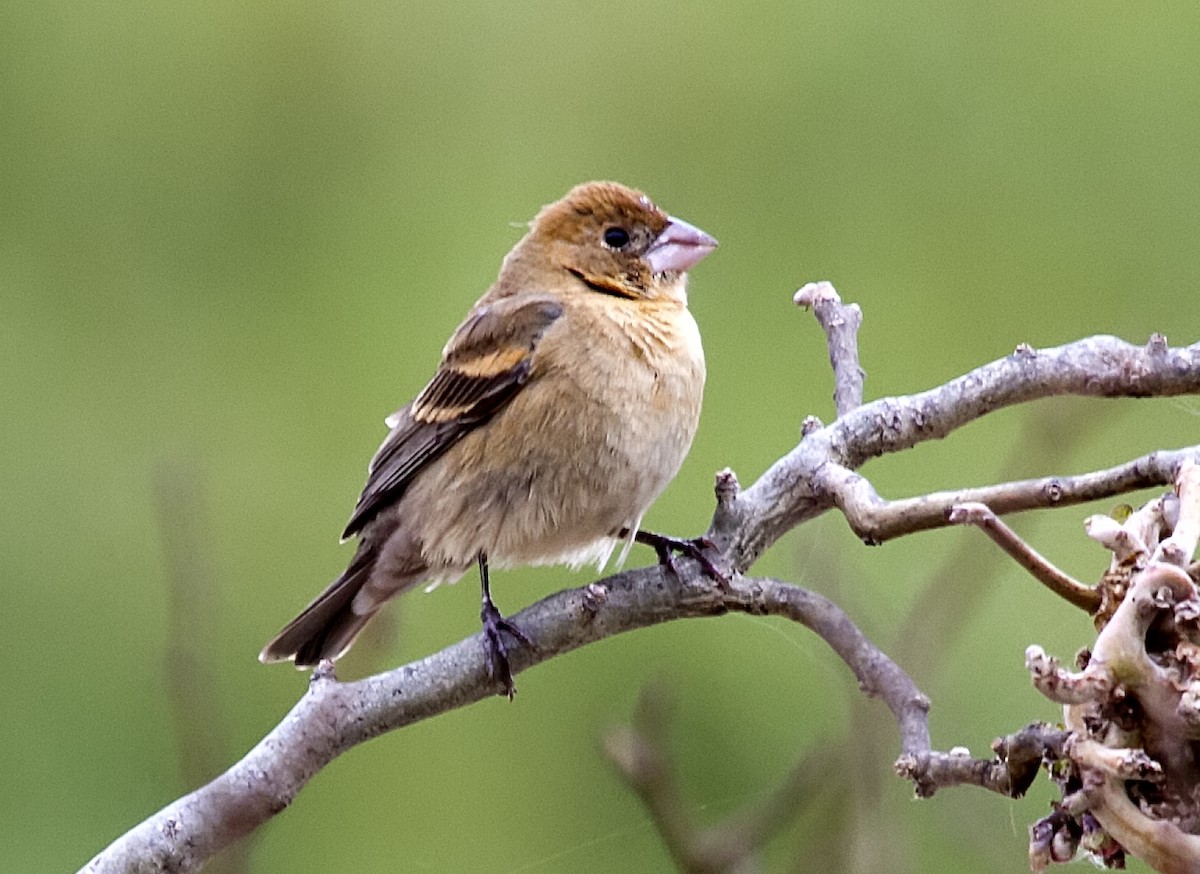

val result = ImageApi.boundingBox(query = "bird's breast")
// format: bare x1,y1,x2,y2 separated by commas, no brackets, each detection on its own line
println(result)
402,299,705,572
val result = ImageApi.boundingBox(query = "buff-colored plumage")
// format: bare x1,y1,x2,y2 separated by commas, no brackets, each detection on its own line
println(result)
260,182,716,679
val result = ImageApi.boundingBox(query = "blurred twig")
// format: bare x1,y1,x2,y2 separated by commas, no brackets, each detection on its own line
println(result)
603,683,832,874
153,460,252,874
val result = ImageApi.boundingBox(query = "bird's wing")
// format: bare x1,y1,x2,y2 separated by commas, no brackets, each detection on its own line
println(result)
341,293,565,539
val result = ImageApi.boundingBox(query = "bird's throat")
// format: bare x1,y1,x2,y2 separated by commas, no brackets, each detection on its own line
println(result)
566,267,641,301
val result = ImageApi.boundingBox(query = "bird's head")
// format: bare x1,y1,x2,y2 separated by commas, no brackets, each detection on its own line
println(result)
508,181,717,304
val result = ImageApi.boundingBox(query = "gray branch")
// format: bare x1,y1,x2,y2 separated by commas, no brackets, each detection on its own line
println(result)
709,334,1200,566
81,327,1200,874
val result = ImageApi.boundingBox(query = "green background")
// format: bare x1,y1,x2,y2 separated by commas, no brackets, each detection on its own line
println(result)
4,2,1198,872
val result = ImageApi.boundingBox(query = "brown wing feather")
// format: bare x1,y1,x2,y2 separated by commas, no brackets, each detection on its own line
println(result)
341,294,564,539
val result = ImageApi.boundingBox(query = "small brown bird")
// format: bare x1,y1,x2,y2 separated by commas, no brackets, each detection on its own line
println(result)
260,181,717,695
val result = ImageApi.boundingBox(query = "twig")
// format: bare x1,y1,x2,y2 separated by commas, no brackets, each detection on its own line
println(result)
892,399,1097,675
948,502,1100,612
604,683,833,874
896,722,1071,798
153,461,252,874
830,449,1197,546
795,281,865,416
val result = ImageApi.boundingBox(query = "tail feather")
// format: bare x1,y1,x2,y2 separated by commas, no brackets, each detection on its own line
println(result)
260,544,381,668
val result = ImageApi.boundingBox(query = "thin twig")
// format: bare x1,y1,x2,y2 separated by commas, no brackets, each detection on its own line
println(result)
604,683,833,874
829,449,1197,546
948,502,1100,612
893,401,1098,675
153,461,252,874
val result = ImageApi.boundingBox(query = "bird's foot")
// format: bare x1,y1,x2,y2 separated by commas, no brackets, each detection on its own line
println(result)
634,530,727,584
481,600,535,700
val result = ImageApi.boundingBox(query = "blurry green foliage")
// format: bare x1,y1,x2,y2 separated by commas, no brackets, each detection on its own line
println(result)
2,2,1197,871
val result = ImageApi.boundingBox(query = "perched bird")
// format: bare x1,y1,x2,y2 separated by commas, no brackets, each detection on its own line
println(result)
259,181,718,696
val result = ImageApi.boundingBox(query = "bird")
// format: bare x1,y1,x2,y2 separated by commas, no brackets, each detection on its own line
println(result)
259,181,718,696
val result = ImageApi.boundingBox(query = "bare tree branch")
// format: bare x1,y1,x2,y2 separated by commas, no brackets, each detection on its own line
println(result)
82,570,925,874
709,334,1200,566
79,306,1200,874
832,448,1194,545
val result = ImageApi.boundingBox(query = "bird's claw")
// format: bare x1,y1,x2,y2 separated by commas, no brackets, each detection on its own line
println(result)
481,602,535,700
635,531,728,584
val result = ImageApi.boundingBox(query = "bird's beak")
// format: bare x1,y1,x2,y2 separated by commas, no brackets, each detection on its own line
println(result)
645,216,718,274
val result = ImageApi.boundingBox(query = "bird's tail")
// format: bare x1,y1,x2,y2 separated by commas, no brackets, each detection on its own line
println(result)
259,542,389,668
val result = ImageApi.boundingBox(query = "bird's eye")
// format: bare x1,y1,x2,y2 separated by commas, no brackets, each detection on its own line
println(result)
603,226,630,249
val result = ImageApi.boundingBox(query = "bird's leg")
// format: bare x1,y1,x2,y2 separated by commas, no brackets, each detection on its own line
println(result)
628,529,727,583
478,553,534,700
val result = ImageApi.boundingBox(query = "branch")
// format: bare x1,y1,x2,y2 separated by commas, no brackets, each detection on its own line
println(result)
709,334,1200,566
896,722,1071,799
834,448,1196,545
968,459,1200,871
81,301,1200,873
153,462,253,874
82,571,926,873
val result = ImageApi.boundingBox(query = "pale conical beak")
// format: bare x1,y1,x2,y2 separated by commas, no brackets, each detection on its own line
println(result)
645,216,718,274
